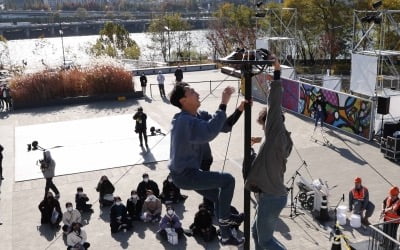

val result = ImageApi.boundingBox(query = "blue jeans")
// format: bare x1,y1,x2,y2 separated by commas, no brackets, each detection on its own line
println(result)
252,193,287,250
314,111,325,127
170,168,235,238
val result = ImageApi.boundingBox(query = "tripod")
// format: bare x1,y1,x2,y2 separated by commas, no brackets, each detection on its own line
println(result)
286,161,308,218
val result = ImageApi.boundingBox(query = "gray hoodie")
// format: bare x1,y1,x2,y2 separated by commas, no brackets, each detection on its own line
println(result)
41,150,56,179
245,75,293,196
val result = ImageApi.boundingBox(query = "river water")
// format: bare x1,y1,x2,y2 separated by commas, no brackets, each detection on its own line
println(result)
5,30,210,73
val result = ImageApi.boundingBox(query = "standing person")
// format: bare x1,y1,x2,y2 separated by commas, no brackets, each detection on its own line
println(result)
0,144,4,180
245,59,293,250
313,94,327,131
2,85,12,111
139,72,148,95
40,150,60,199
168,83,244,246
174,66,183,83
381,186,400,249
157,71,166,98
133,107,148,148
348,177,375,226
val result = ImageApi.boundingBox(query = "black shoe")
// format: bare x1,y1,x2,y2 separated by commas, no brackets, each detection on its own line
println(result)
140,144,143,147
219,213,244,227
1,177,4,180
220,236,245,246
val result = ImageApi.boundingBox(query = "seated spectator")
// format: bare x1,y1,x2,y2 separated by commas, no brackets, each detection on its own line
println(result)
62,202,82,234
141,190,162,223
126,190,142,221
160,174,188,204
75,187,93,213
188,203,217,242
38,191,62,228
158,206,184,241
96,176,115,207
110,196,132,233
67,222,90,250
137,173,160,201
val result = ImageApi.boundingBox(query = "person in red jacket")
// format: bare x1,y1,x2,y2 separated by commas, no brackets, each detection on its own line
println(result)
381,186,400,249
348,177,375,226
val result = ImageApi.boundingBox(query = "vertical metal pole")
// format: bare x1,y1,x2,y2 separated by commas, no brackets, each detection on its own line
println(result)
243,63,252,250
59,22,66,68
209,80,212,94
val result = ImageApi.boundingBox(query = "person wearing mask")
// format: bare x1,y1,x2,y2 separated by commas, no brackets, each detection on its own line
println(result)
174,66,183,83
168,83,244,246
67,222,90,250
133,107,148,148
158,206,184,241
141,190,162,223
160,174,188,204
110,196,132,233
157,71,166,98
136,173,160,201
38,191,62,227
348,177,375,226
62,202,82,234
381,186,400,249
245,58,292,250
40,150,60,200
75,187,93,213
126,190,142,221
96,175,115,207
139,72,148,95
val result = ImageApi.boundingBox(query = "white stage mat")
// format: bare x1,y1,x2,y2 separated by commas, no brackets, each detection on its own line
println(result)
15,114,170,181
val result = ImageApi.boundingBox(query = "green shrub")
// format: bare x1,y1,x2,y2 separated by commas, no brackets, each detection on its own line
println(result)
10,65,134,107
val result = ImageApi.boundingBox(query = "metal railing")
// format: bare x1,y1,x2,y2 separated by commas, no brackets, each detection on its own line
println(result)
148,79,240,99
369,220,400,250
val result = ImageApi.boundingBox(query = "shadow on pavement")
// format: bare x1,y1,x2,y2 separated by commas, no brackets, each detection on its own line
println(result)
37,224,59,242
111,228,134,249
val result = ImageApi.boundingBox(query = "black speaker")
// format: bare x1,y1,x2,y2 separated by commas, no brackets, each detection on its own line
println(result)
383,122,400,138
377,96,390,115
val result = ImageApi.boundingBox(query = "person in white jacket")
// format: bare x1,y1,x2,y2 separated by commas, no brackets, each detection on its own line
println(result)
67,222,90,250
62,202,82,233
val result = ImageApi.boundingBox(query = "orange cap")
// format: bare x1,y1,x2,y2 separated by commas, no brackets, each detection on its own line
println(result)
390,186,399,196
354,177,362,183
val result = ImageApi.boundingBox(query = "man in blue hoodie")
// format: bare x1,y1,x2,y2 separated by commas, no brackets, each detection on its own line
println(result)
169,83,244,246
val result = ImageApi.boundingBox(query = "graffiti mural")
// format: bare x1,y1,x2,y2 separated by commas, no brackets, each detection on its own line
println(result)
282,79,299,112
298,83,373,139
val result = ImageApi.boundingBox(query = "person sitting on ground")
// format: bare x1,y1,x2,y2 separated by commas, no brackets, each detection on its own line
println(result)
110,196,132,233
96,175,115,207
141,190,162,223
62,202,82,234
160,174,188,204
348,177,375,226
67,222,90,250
188,203,217,242
75,187,93,213
158,206,184,241
126,190,142,221
38,191,62,227
136,173,160,201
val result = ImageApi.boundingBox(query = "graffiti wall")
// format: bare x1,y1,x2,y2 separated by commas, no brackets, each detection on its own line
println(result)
299,83,373,140
251,74,373,140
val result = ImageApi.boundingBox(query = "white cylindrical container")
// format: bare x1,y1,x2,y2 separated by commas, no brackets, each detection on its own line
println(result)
337,205,347,216
350,214,361,228
337,213,347,226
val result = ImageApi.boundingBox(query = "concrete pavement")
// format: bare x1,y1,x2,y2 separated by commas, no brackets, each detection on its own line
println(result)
0,69,399,249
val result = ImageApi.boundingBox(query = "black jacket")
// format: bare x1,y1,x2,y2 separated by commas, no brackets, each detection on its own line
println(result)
137,180,160,200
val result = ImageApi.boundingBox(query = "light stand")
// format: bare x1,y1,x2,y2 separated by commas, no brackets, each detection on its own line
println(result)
219,49,274,250
59,22,66,69
286,161,307,218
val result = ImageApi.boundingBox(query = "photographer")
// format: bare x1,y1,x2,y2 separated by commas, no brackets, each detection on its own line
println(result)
41,150,60,200
133,107,148,148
